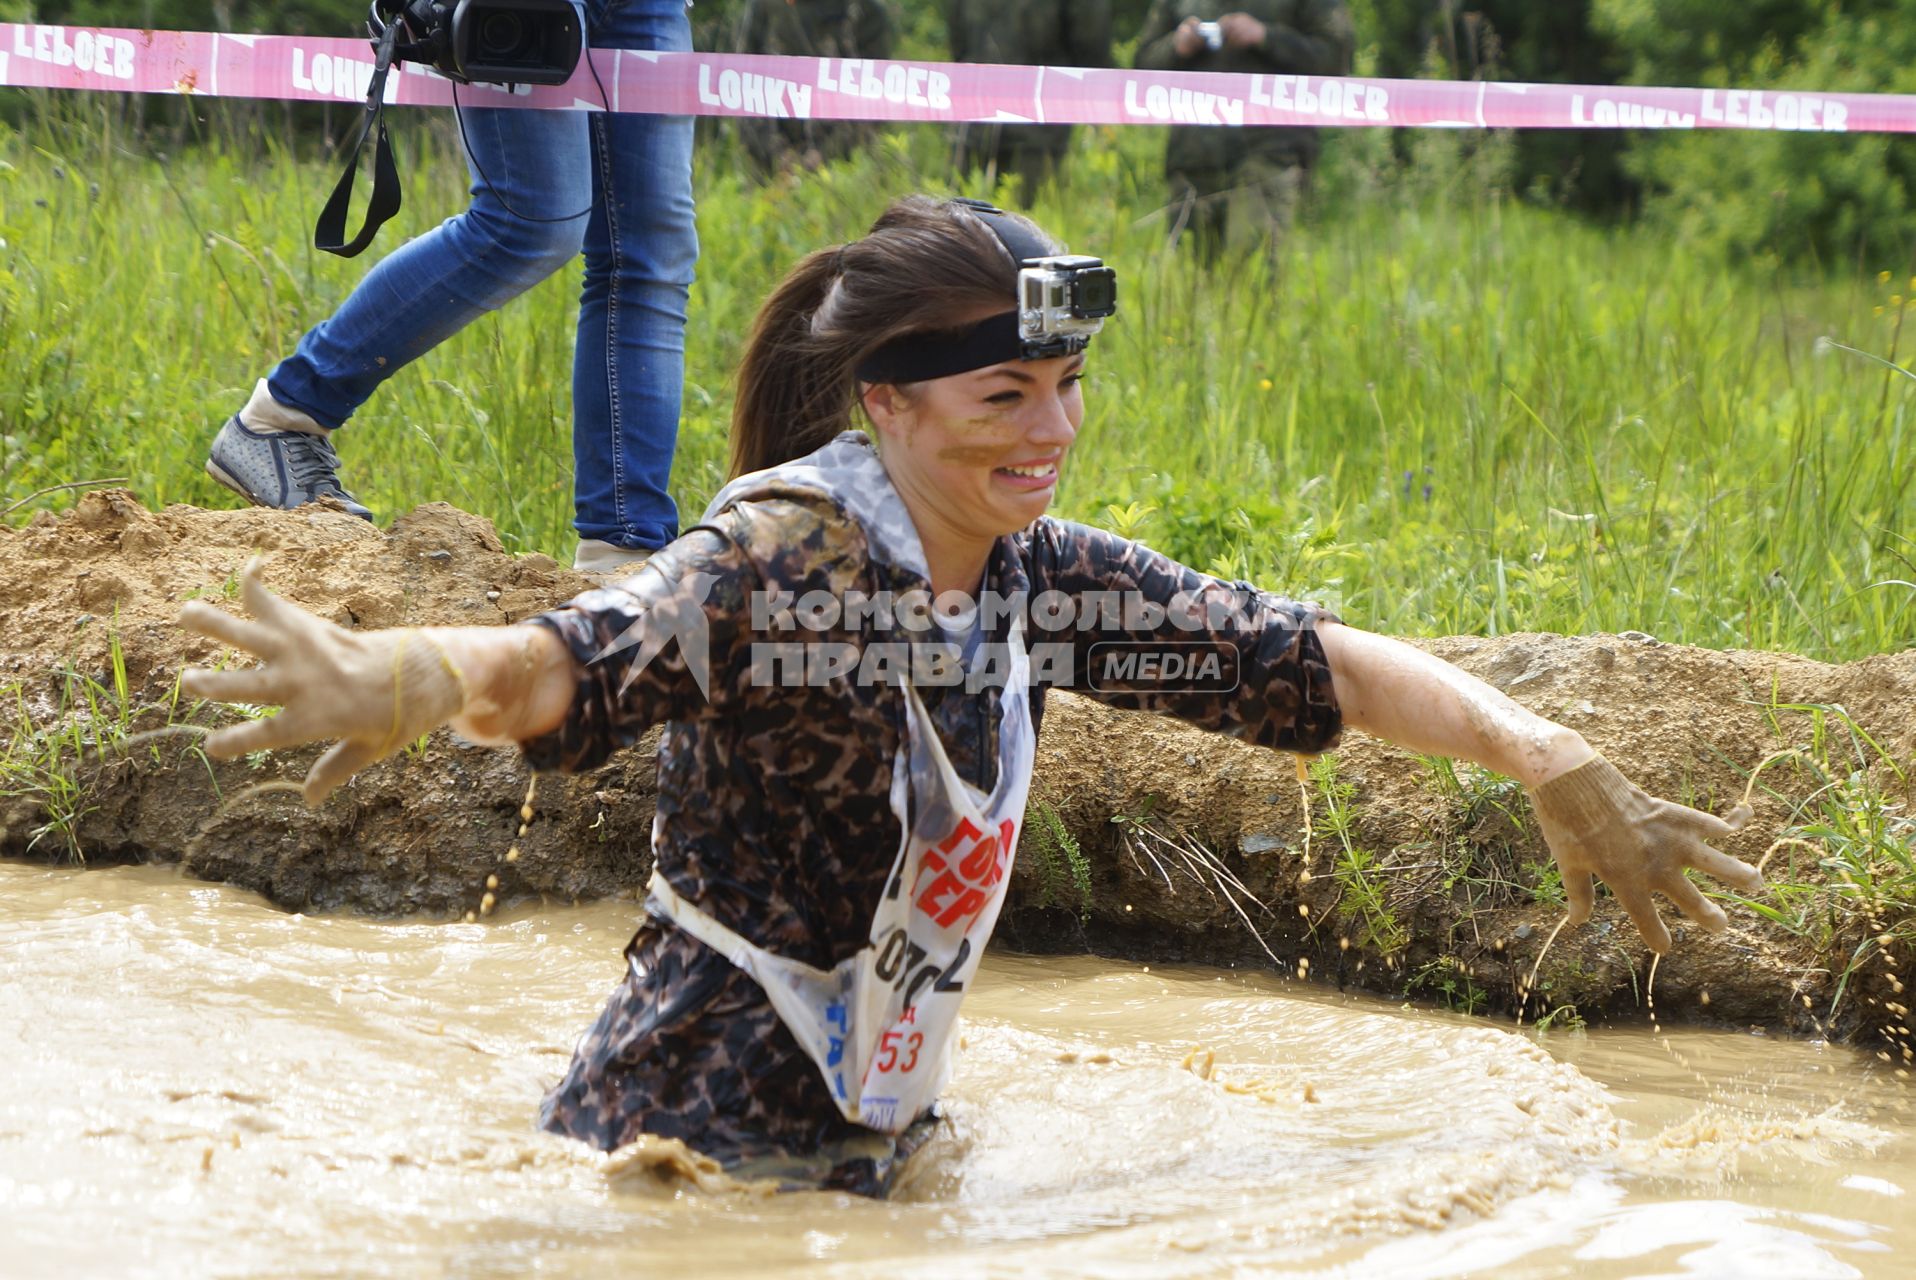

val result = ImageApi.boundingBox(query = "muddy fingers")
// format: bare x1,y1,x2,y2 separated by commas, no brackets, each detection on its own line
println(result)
176,562,471,804
178,598,285,661
1656,868,1731,934
1530,754,1768,953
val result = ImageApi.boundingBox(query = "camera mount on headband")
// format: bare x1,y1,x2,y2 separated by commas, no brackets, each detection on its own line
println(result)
853,200,1118,383
955,198,1117,360
313,0,582,257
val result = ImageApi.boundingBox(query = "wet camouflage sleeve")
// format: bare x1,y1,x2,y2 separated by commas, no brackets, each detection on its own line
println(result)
516,532,761,774
1014,517,1342,754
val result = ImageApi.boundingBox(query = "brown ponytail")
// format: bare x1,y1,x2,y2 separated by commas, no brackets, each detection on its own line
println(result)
729,195,1062,478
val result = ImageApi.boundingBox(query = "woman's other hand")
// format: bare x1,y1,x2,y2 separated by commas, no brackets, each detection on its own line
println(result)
1528,755,1764,953
1172,16,1204,58
179,560,470,805
1218,12,1268,49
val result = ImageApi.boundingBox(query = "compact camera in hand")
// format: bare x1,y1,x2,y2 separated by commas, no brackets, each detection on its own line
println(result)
1195,20,1224,51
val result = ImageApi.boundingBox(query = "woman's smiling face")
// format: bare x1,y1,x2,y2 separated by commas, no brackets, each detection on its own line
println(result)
864,348,1087,548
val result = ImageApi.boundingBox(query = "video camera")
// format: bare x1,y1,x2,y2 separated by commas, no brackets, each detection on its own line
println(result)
367,0,581,85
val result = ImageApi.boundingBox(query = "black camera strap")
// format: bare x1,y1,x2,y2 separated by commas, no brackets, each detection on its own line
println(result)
315,20,405,258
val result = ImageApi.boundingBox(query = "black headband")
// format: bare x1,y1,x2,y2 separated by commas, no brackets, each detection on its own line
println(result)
852,198,1088,384
953,196,1053,267
854,310,1022,384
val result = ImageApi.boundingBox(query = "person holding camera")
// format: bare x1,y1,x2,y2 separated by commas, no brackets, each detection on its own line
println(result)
206,0,697,577
1136,1,1354,260
178,194,1764,1195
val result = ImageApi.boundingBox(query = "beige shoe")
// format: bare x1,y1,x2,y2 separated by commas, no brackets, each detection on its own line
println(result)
573,538,652,583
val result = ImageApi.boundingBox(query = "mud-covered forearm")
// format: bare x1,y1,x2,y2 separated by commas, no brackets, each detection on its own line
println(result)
1315,622,1593,786
436,625,576,746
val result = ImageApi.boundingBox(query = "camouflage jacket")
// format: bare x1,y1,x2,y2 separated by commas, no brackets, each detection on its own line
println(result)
733,0,895,172
1135,0,1355,173
524,433,1340,1193
945,0,1112,70
737,0,893,57
945,0,1114,170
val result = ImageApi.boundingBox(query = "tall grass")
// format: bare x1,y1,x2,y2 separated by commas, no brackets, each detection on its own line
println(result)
1,97,1912,660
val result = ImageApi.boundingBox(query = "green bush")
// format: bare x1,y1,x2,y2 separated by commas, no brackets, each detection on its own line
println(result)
1595,0,1916,267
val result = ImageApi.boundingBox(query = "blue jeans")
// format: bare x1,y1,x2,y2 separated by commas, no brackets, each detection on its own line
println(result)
267,0,697,550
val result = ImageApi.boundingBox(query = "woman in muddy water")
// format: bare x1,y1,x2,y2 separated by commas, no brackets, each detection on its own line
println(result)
178,194,1767,1197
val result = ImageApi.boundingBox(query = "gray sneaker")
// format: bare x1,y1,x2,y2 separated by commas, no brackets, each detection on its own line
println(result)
206,415,373,520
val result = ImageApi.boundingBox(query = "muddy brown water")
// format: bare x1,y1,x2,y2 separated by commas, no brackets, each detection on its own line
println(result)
3,861,1912,1279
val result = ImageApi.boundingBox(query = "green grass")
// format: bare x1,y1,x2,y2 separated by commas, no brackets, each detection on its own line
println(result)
1309,754,1409,955
1408,954,1488,1016
0,622,207,862
1025,796,1094,919
1,676,103,862
1728,699,1916,1020
1,100,1912,660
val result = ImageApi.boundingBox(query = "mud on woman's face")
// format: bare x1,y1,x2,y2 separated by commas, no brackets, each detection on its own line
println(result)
868,353,1087,540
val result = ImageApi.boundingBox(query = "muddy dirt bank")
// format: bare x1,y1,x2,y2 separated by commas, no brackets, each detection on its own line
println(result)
3,492,1912,1053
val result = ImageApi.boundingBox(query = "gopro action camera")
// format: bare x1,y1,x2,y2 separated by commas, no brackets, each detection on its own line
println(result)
1017,256,1119,358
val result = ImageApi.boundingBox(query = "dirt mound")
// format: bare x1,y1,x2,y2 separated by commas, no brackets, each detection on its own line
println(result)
3,492,1912,1050
0,491,655,914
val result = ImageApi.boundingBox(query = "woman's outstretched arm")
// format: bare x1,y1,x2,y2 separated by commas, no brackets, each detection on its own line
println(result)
1315,622,1764,952
178,531,756,803
1312,623,1593,787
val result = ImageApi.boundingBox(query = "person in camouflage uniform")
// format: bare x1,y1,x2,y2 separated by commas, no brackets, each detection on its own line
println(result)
733,0,896,178
1136,1,1355,260
946,0,1113,203
519,441,1342,1191
179,195,1769,1199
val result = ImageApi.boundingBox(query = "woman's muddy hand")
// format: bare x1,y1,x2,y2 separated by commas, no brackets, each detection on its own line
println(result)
1527,754,1764,953
178,559,468,805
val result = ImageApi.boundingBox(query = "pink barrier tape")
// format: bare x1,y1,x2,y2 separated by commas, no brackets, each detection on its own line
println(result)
6,23,1916,134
